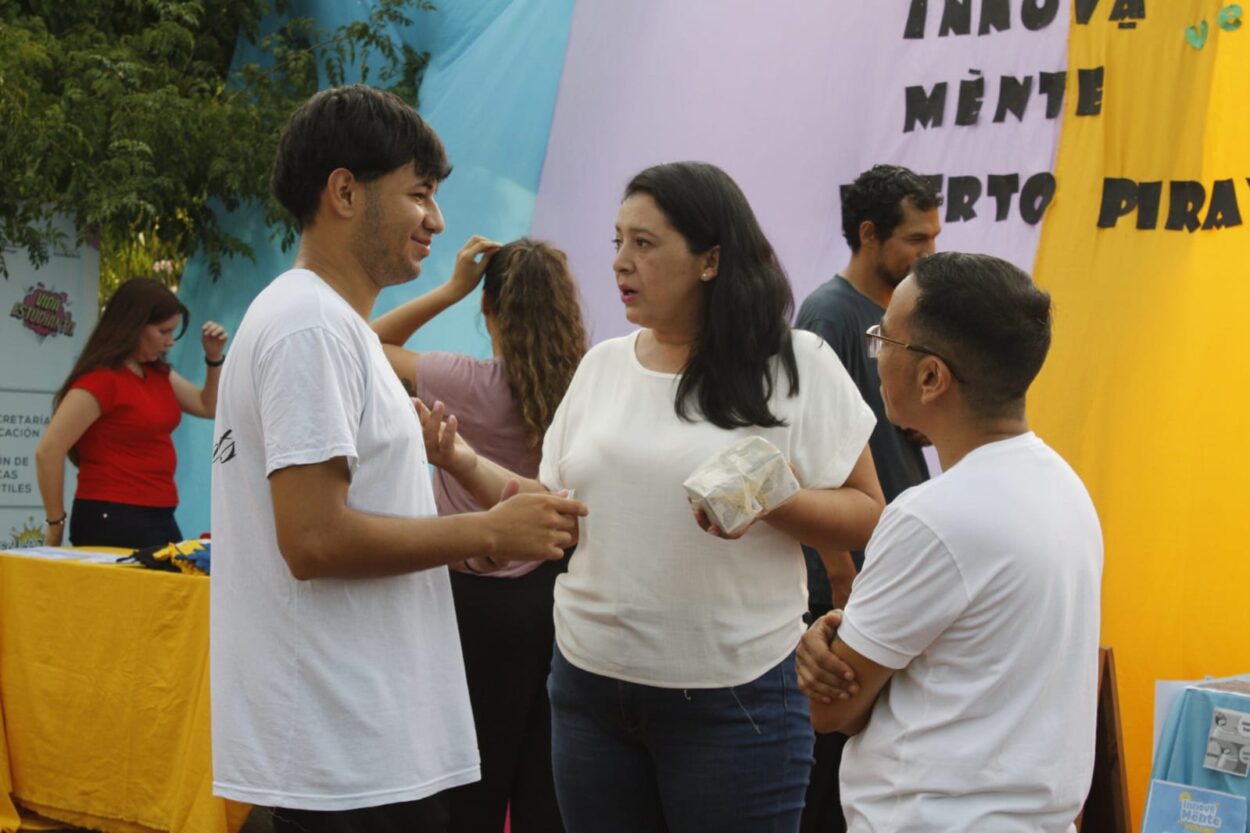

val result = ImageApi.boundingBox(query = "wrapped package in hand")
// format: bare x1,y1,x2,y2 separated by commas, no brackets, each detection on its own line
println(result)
683,436,800,536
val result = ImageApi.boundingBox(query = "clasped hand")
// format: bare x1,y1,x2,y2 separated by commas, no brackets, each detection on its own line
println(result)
795,610,860,704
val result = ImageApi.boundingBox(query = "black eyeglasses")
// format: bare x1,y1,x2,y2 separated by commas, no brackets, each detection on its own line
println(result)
865,323,963,382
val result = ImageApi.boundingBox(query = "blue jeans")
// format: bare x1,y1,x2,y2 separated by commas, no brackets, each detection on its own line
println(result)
549,647,813,833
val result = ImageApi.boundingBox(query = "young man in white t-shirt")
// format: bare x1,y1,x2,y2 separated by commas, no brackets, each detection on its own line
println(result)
209,85,586,833
796,252,1103,833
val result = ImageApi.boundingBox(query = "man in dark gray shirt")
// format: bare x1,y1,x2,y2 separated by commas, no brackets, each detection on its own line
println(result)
795,164,941,833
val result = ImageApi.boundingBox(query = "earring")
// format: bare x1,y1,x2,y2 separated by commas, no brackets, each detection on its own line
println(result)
701,272,709,280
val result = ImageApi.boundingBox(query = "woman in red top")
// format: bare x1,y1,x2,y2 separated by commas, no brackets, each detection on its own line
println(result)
35,277,229,549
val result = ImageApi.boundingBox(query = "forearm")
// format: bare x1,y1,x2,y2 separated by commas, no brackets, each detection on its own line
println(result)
32,391,98,534
34,446,67,519
449,453,549,509
278,505,499,580
271,453,581,580
807,637,888,736
764,487,883,552
820,549,858,610
198,365,222,416
371,283,462,345
812,693,873,736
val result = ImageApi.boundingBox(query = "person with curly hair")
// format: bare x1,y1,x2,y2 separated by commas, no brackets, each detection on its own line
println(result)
372,234,588,833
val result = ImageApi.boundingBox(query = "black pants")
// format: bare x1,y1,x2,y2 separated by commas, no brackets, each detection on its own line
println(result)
800,604,849,833
69,498,182,549
801,731,850,833
270,794,449,833
444,558,566,833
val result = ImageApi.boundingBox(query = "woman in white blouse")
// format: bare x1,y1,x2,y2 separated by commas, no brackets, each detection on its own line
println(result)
419,161,883,833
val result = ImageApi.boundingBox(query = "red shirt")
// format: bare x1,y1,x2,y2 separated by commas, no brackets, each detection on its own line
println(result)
71,363,182,507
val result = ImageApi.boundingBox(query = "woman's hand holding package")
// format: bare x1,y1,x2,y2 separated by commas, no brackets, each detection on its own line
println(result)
685,436,799,539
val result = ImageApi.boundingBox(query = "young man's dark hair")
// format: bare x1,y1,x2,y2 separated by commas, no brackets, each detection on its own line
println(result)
909,251,1053,417
841,165,941,252
271,84,453,229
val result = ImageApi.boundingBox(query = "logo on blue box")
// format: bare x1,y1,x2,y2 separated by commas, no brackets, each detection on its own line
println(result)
1142,780,1247,833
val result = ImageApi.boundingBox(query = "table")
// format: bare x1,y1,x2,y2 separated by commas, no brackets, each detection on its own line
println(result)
0,550,248,833
1152,682,1250,817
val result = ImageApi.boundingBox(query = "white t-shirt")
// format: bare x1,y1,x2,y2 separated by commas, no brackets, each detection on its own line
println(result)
539,329,874,687
839,433,1103,833
209,269,478,810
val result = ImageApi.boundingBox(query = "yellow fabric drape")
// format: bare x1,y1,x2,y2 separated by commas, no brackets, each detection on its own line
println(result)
0,553,247,833
1033,2,1250,823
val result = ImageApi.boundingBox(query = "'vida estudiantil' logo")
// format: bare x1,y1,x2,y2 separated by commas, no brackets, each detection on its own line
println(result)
10,283,76,338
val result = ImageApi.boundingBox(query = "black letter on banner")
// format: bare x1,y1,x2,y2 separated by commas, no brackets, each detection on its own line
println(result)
1097,178,1138,227
1074,0,1100,24
1136,181,1163,229
1020,173,1056,224
905,0,928,38
987,174,1021,220
1022,0,1061,30
1202,179,1242,229
946,176,982,222
1165,182,1206,232
994,75,1033,122
1109,0,1145,23
921,174,946,197
1038,72,1066,118
979,0,1011,34
1076,67,1105,115
956,72,985,125
905,83,948,132
939,0,972,36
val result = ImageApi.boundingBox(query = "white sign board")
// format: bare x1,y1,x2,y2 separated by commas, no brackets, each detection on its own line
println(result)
0,217,98,547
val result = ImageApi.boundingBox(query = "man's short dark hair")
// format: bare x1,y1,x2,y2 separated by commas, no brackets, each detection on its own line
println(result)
909,252,1052,418
271,84,452,230
841,164,941,252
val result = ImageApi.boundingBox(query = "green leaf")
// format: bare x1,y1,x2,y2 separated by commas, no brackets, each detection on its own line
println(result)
0,0,437,287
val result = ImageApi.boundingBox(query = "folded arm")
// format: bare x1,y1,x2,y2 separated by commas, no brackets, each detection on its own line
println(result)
797,610,896,735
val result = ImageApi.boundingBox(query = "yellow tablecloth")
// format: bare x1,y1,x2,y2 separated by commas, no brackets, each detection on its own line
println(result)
0,551,248,833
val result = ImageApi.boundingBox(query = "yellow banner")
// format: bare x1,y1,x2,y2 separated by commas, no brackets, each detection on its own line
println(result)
1033,0,1250,821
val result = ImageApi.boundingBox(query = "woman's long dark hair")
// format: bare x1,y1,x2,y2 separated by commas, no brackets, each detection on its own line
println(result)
482,239,588,447
54,277,188,408
624,162,799,429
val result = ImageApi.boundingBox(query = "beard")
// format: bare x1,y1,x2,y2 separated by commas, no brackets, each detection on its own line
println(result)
878,261,910,290
352,194,421,288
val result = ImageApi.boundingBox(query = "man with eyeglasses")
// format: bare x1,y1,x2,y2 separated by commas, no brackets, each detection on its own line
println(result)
794,164,940,833
797,252,1103,833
